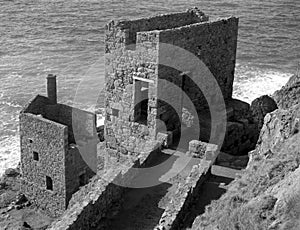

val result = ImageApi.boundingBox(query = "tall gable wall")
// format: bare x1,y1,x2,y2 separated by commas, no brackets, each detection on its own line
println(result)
158,17,239,111
19,113,68,217
105,23,160,157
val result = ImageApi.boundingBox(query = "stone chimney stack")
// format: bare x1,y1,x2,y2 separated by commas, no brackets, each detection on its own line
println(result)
47,74,57,104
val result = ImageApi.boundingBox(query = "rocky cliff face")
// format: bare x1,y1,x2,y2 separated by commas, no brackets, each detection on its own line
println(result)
273,74,300,109
191,73,300,230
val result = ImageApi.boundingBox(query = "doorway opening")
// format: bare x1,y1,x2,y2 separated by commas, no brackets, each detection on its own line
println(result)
134,79,149,124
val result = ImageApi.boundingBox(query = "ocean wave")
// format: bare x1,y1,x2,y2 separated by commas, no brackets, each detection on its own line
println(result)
0,100,22,108
0,135,20,176
233,66,292,103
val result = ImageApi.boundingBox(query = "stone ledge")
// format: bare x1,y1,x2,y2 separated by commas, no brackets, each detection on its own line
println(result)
155,160,211,229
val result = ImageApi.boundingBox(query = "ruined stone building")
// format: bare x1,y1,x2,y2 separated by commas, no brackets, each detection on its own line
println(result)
19,75,98,217
105,8,239,157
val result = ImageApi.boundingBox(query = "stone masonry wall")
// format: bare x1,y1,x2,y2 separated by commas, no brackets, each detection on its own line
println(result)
105,22,159,157
44,104,97,144
65,143,97,204
22,95,97,145
44,103,98,185
107,9,208,49
48,173,124,230
159,17,238,111
48,146,160,230
156,160,211,230
19,113,68,217
156,67,183,135
21,95,98,216
106,12,238,157
47,136,165,229
105,10,210,157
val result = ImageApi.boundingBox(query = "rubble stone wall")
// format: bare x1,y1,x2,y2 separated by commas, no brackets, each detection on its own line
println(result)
20,97,98,217
107,10,208,48
65,143,97,203
48,146,160,230
48,175,124,230
157,161,211,229
105,10,211,156
159,17,238,112
44,104,96,144
22,95,97,145
105,22,160,156
43,103,98,190
19,113,68,217
156,68,183,134
105,15,238,147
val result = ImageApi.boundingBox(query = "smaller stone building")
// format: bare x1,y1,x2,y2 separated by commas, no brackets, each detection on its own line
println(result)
19,75,97,217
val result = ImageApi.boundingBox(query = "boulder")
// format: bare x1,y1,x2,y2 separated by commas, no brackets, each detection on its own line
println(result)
0,178,6,189
250,95,278,130
273,74,300,109
226,99,251,121
4,168,19,177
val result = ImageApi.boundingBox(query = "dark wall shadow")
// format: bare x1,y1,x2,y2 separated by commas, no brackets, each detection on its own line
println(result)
181,174,233,229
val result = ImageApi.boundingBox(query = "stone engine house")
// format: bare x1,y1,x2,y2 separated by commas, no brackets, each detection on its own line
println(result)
105,8,239,156
19,75,97,217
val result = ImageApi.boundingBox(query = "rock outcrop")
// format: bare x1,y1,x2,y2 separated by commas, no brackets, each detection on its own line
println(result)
256,104,300,154
273,74,300,109
250,95,278,131
191,73,300,230
222,99,259,156
4,168,19,178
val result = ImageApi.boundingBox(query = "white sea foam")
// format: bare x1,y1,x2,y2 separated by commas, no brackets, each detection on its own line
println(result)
0,136,20,176
0,101,22,108
233,66,292,103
